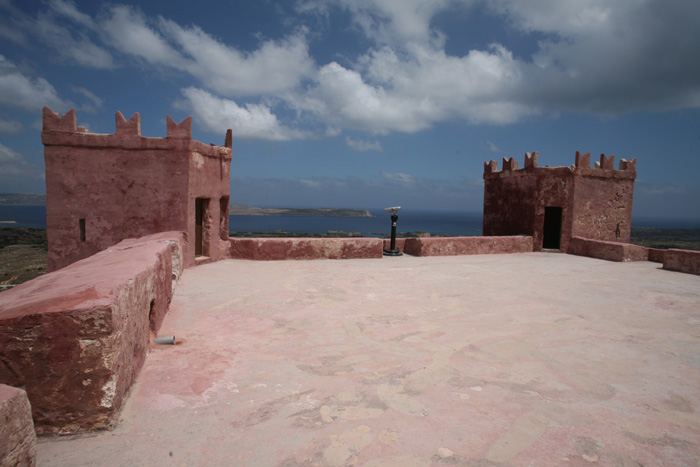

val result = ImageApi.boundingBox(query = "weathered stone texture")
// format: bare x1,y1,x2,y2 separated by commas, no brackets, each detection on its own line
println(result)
483,152,635,252
663,249,700,275
382,238,406,253
229,238,383,260
568,236,648,262
0,232,183,433
647,248,665,263
0,385,36,467
42,107,231,271
403,236,533,256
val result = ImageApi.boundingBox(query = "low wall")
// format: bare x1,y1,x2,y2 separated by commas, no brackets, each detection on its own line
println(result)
568,237,648,262
403,236,533,257
648,248,665,263
382,238,406,253
0,232,184,434
229,237,383,260
663,249,700,275
0,385,36,467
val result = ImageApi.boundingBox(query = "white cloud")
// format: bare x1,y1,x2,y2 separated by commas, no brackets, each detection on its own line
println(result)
0,142,40,178
73,86,103,113
487,141,507,154
100,5,185,68
47,0,97,30
0,56,71,112
381,171,416,183
179,87,310,141
346,136,383,152
300,179,321,188
298,0,459,47
0,118,22,134
99,5,315,97
5,0,698,140
158,19,315,96
296,0,700,129
34,7,114,69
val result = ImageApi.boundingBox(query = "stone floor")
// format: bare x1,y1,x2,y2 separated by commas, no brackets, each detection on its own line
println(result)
37,253,700,466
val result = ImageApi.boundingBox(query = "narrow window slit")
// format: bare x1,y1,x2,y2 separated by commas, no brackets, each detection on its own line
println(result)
79,218,86,242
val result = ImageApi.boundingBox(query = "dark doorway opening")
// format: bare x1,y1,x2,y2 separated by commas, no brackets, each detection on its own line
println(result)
195,198,207,257
543,207,563,249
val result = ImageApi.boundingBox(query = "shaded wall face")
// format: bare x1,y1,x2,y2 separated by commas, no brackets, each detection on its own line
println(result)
45,147,189,270
572,177,634,243
185,151,231,266
532,170,574,252
483,175,537,238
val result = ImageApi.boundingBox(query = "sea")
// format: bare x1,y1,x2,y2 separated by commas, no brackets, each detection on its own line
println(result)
2,205,700,237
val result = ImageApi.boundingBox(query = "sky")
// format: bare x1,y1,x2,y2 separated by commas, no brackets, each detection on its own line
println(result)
0,0,699,218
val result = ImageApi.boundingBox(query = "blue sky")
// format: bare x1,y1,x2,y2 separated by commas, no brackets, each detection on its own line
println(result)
1,0,699,218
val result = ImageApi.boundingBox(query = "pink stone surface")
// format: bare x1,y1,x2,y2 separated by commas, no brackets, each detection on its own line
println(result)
648,248,665,263
663,249,700,275
403,236,533,256
568,237,649,262
382,238,406,252
0,384,36,467
229,237,384,260
483,152,635,252
0,232,183,433
35,254,700,465
42,107,231,271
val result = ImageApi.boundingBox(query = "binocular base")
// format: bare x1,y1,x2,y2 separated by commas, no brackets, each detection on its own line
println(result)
383,249,403,256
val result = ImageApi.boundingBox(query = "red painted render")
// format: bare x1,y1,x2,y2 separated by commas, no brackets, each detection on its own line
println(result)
663,249,700,275
42,108,232,271
403,236,533,256
229,237,384,260
0,232,184,433
483,152,636,252
0,385,36,467
567,236,649,262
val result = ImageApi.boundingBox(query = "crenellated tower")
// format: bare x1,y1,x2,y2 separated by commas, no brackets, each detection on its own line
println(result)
42,107,233,270
482,151,636,252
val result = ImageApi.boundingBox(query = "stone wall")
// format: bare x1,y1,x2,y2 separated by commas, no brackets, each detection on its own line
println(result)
663,249,700,275
0,385,36,467
229,238,384,260
403,236,533,257
42,108,231,271
0,232,183,433
483,152,636,252
567,236,648,262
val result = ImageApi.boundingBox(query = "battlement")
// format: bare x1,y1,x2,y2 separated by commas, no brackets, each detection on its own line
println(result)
484,151,636,179
41,107,232,159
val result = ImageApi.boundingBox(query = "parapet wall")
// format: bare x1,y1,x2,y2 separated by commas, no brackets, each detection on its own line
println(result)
663,249,700,275
229,238,384,260
483,151,637,179
0,232,184,433
0,385,36,466
567,237,648,262
403,236,533,256
42,108,231,158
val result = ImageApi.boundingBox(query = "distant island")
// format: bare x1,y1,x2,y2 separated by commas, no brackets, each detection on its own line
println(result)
0,193,46,205
229,204,373,218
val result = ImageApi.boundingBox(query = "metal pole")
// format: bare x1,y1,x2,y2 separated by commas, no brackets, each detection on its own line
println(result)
383,207,402,256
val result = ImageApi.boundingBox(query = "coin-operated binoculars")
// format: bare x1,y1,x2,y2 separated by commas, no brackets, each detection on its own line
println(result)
383,206,402,256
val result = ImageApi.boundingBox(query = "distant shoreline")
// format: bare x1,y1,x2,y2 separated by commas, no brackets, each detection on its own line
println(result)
229,204,373,218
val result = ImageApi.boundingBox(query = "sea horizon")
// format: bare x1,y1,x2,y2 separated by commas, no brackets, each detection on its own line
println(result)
3,205,700,236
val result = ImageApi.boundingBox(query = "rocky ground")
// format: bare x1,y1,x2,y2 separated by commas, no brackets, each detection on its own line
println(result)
0,244,47,291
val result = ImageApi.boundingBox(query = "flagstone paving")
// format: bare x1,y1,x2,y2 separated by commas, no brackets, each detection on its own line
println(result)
37,253,700,466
